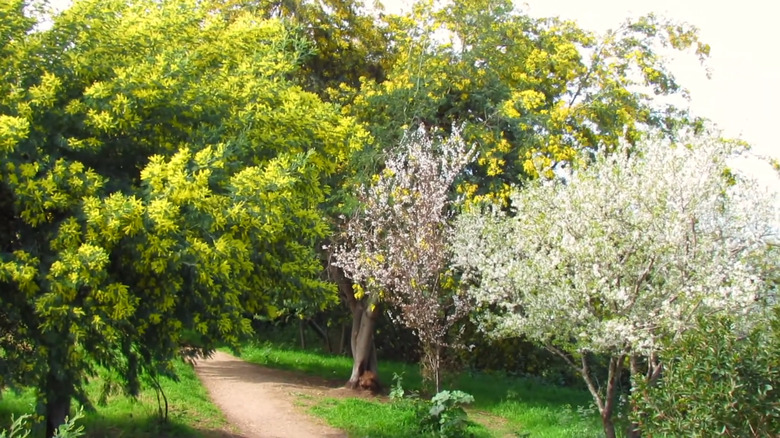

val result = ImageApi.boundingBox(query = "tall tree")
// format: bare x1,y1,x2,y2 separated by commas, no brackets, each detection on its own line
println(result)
451,133,778,438
0,0,364,434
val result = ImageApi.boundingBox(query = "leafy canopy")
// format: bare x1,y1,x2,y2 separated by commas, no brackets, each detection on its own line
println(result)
348,0,710,202
0,0,365,411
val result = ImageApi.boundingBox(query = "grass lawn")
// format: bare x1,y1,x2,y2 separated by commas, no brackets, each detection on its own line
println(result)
235,341,603,437
0,360,233,438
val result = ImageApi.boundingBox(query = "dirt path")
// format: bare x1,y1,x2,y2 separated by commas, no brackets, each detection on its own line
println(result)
194,351,348,438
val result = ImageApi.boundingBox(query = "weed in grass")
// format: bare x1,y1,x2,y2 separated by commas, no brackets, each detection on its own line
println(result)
420,390,475,438
0,408,85,438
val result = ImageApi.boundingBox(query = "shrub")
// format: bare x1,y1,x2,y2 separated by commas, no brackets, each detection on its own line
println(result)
420,390,475,438
631,312,780,436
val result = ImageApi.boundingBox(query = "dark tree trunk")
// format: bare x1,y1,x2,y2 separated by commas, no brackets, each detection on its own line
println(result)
45,397,71,438
325,261,380,389
339,322,348,355
44,368,73,438
306,318,332,353
299,319,306,349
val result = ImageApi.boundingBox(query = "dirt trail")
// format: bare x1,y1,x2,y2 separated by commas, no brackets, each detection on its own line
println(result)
194,351,348,438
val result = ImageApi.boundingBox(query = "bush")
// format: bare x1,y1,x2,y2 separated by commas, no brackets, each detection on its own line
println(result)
455,324,579,386
420,390,475,438
631,312,780,436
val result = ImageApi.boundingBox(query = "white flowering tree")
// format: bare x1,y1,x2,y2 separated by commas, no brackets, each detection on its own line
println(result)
451,134,778,438
333,126,476,392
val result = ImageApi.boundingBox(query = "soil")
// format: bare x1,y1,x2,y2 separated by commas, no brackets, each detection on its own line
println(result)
193,351,352,438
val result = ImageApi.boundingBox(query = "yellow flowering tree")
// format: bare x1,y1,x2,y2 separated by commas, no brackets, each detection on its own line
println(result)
349,0,710,201
0,0,364,434
209,0,395,99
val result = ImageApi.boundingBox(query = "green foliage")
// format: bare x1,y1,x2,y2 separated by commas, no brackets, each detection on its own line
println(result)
389,372,475,438
0,408,84,438
0,414,33,438
419,390,475,438
211,0,394,98
632,311,780,436
389,372,408,400
454,322,581,386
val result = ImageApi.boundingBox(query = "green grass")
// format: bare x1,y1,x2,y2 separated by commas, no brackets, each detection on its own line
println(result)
454,371,602,437
232,341,423,387
311,397,493,438
0,360,233,438
0,387,37,428
235,341,603,437
0,342,603,437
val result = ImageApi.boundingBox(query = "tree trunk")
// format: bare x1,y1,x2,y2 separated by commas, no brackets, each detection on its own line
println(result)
422,342,442,393
346,302,379,388
307,318,332,353
299,319,306,349
325,260,380,389
601,412,617,438
546,347,622,438
339,322,348,355
44,367,73,438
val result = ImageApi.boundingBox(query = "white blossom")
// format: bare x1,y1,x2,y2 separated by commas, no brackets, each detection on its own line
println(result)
452,134,778,357
333,126,477,391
